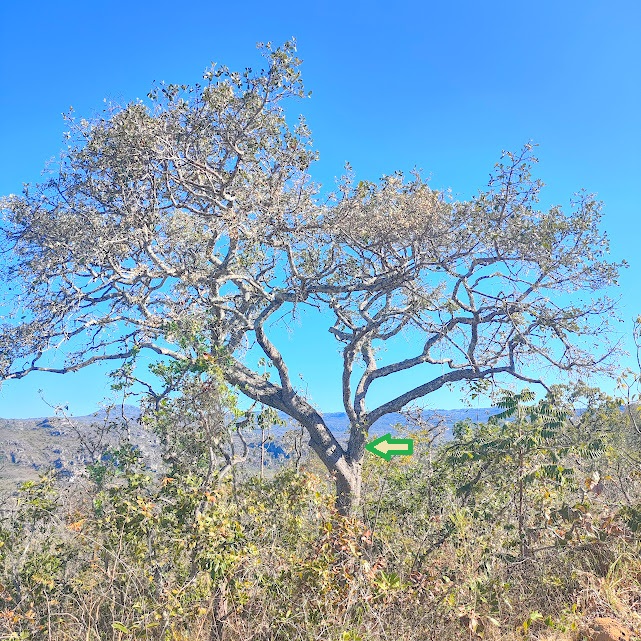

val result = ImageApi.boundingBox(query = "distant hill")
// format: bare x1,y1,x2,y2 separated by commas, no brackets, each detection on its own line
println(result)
0,407,161,493
315,407,501,441
0,405,500,493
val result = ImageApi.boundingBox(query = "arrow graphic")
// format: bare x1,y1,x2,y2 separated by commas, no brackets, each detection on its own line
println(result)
365,434,414,461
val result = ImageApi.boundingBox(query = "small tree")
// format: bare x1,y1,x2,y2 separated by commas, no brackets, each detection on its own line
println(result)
0,41,623,515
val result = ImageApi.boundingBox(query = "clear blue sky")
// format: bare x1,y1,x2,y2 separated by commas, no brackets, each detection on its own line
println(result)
1,1,640,418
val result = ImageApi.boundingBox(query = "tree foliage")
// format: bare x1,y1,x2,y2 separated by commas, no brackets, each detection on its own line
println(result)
0,40,624,513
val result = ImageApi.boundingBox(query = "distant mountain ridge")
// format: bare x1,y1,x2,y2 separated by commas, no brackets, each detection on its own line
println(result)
316,407,501,439
2,404,502,434
0,405,501,492
2,404,143,423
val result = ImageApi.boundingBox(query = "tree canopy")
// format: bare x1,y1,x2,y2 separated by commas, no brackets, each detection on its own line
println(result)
0,41,623,513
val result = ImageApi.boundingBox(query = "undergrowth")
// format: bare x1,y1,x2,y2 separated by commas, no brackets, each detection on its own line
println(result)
1,387,640,640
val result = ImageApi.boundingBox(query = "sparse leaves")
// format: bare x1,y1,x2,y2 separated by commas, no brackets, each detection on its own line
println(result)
0,42,624,515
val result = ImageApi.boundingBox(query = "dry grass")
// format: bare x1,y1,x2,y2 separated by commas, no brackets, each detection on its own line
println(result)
0,423,640,640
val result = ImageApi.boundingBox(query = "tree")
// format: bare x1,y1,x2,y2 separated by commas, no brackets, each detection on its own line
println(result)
0,41,623,515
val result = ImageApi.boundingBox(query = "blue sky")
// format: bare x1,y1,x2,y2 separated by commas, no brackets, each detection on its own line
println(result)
0,1,640,418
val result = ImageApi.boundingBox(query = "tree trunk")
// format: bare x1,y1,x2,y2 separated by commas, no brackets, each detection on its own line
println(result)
334,425,367,516
335,462,363,516
292,410,368,517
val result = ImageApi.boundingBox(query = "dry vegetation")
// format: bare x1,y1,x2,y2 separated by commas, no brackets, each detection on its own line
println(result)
0,385,640,640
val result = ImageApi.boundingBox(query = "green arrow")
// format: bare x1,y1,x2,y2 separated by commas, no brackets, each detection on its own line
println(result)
365,433,414,461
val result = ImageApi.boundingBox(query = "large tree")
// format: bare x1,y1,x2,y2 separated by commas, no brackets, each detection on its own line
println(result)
0,42,623,514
